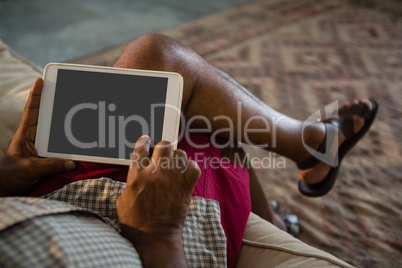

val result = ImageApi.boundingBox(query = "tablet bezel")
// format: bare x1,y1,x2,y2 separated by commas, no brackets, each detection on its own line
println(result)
35,63,183,166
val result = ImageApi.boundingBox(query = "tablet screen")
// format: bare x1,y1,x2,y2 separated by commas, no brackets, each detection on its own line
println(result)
47,69,168,160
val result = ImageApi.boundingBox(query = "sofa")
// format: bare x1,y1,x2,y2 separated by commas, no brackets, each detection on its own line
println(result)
0,39,353,268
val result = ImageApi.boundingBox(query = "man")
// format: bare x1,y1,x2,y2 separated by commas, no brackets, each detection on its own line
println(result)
0,33,377,267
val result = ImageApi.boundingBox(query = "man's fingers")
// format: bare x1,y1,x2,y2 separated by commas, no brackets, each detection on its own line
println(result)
20,78,43,132
172,150,188,170
182,160,201,191
30,157,76,178
174,150,200,192
151,140,174,169
131,135,151,170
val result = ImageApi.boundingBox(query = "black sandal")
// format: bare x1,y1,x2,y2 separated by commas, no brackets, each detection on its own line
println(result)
271,201,300,237
298,99,379,197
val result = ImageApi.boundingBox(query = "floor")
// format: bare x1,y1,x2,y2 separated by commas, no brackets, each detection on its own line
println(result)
0,0,257,67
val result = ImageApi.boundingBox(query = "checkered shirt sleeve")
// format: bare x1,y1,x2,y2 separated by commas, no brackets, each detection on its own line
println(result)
0,178,227,267
0,197,142,267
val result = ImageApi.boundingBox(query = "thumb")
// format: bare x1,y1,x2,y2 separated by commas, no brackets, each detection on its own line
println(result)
183,160,201,192
30,158,76,178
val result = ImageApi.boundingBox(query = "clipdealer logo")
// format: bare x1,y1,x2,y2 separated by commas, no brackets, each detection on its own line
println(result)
64,101,180,159
62,100,339,170
301,101,339,167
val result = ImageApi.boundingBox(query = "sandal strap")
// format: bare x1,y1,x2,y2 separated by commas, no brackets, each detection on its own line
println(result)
297,124,328,170
325,116,355,142
297,100,372,170
297,117,350,170
338,100,372,121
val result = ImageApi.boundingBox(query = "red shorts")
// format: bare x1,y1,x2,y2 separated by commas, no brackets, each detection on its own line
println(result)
29,133,251,267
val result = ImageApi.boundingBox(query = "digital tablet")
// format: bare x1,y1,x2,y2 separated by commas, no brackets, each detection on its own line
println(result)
35,63,183,165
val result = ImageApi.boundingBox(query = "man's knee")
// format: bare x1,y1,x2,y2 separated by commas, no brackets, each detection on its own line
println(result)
115,33,179,70
127,33,175,56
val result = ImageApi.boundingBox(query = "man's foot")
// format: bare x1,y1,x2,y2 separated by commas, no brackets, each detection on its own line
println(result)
297,99,378,197
271,201,300,238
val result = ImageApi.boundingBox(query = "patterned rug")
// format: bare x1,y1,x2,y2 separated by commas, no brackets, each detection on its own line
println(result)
71,0,402,267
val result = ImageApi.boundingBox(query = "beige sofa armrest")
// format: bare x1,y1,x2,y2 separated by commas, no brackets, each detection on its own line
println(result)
237,212,354,267
0,39,42,158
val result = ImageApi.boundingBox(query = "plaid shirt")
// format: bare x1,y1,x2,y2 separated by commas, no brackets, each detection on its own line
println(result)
0,178,227,267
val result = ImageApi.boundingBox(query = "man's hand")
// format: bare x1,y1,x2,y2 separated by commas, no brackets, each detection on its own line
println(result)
0,78,76,197
116,135,201,267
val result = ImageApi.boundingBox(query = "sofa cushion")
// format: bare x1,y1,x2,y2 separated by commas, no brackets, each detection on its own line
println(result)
0,39,42,159
238,212,354,267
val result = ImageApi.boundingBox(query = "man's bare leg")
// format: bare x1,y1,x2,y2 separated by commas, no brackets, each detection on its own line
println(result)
219,146,287,231
249,167,287,230
113,33,372,186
